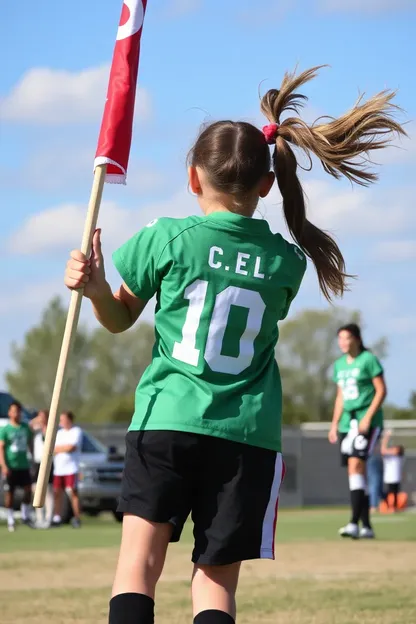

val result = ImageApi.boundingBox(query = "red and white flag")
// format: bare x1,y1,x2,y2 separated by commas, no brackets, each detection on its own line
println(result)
95,0,148,184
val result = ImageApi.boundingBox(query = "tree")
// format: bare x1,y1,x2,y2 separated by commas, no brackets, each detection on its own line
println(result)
385,392,416,421
6,297,91,413
277,308,388,423
6,298,155,423
91,394,135,424
80,322,154,422
410,392,416,413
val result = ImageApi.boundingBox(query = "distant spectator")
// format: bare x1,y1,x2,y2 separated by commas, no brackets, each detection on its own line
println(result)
29,410,54,528
381,430,407,512
366,450,384,512
52,411,83,529
0,402,34,532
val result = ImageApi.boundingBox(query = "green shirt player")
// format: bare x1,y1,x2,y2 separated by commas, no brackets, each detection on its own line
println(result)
64,66,403,624
329,324,387,541
0,401,34,532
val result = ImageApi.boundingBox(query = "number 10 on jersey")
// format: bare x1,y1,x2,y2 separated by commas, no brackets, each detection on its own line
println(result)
172,279,266,376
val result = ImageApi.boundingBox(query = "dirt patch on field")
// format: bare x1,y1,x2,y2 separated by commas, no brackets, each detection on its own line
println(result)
1,540,415,591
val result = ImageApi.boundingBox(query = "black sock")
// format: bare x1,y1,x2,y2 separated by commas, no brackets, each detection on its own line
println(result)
350,489,365,525
360,494,372,529
194,610,235,624
109,593,154,624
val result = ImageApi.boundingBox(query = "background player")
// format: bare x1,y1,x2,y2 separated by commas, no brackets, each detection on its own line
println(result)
65,66,404,624
329,324,387,539
381,430,407,512
52,411,83,528
0,401,33,532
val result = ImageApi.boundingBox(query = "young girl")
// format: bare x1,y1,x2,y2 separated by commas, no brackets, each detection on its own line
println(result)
65,67,404,624
381,430,406,512
329,324,387,539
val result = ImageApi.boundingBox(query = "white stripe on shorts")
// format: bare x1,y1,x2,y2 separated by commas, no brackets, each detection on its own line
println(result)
260,452,284,559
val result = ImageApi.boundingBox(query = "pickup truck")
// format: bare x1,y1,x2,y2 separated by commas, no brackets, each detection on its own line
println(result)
0,392,124,523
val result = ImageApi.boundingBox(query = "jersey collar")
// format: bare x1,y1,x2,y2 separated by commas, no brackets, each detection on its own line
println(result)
205,211,271,234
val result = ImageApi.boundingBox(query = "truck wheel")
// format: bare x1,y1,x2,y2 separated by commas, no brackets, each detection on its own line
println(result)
84,510,100,517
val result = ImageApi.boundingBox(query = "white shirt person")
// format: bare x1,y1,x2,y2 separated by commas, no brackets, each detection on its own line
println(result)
52,412,83,528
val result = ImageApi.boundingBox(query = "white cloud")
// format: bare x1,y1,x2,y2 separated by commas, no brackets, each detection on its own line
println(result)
238,0,292,24
0,278,65,314
163,0,202,16
319,0,415,12
21,145,163,194
0,65,151,125
7,174,416,258
372,240,416,262
260,178,416,240
377,122,416,166
239,0,415,21
7,201,133,255
7,191,198,256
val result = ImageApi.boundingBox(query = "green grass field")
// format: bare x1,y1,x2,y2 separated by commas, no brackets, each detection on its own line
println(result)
1,509,415,623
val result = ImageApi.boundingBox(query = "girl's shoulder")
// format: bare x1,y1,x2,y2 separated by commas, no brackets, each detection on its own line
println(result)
360,350,381,365
334,354,347,368
359,350,384,377
273,234,307,279
275,233,306,260
143,215,202,236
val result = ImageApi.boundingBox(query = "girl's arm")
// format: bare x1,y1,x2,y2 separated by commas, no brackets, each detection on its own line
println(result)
0,441,8,475
65,230,148,334
380,430,397,456
329,386,343,443
90,282,148,334
54,444,77,454
359,375,387,433
29,415,41,431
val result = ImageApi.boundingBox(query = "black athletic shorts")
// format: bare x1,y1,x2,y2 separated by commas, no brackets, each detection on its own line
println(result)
3,469,32,493
386,482,401,496
31,462,54,485
118,431,285,566
339,426,382,467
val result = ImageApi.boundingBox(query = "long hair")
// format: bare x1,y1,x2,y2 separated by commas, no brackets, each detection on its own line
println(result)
190,66,406,300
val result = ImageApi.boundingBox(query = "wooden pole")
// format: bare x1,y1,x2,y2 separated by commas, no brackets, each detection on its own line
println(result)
33,164,107,508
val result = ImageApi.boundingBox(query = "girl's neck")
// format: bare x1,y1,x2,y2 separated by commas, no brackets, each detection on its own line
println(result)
346,347,361,363
198,194,257,218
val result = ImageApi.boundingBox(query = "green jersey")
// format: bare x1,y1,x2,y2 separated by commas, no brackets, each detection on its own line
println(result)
0,422,31,470
333,350,384,433
113,212,306,452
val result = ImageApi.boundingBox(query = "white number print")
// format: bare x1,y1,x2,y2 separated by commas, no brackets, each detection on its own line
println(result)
10,433,27,454
172,280,209,367
173,280,266,375
339,377,359,401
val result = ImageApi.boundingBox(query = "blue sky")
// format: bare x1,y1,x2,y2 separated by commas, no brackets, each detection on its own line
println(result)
0,0,415,407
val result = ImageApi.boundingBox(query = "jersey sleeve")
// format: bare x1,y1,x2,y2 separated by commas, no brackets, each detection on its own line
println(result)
332,362,338,383
0,426,6,444
366,352,384,378
112,218,169,301
281,243,307,319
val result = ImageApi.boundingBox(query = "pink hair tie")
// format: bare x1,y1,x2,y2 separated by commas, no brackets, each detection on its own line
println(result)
263,123,279,145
